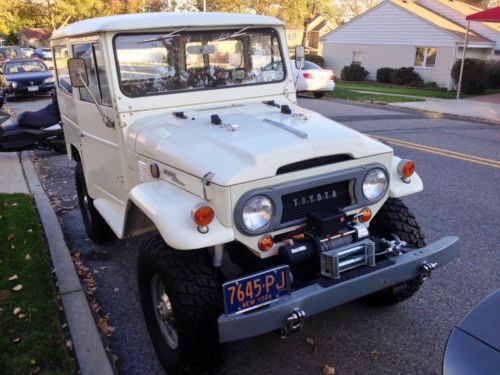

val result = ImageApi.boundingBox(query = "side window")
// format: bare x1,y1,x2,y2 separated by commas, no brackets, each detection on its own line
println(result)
53,46,72,94
73,43,100,103
93,43,112,106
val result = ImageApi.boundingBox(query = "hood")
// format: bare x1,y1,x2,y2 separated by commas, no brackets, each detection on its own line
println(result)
129,102,392,186
5,71,52,82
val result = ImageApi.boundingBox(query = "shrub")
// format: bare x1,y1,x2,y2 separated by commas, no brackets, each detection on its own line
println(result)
305,54,325,67
489,60,500,88
390,67,423,86
423,81,438,88
451,58,491,94
341,64,369,81
376,67,394,83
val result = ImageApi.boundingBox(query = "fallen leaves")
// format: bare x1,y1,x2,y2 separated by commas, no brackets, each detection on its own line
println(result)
13,307,21,315
323,364,335,375
97,316,116,336
13,337,21,343
305,337,319,354
12,284,23,292
8,274,18,281
25,254,32,261
370,350,384,360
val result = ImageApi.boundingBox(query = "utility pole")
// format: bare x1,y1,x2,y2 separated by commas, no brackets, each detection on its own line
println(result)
203,0,206,12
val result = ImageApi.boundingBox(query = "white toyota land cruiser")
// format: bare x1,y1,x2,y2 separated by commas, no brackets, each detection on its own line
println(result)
51,12,460,374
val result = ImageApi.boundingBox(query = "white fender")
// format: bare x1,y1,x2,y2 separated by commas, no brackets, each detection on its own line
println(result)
389,156,424,198
128,180,234,250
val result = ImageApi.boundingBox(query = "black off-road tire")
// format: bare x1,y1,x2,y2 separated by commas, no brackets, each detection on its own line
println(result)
364,198,427,306
313,91,326,99
74,162,115,243
137,236,223,374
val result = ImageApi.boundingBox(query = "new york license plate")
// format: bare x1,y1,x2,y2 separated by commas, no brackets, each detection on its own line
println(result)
223,265,291,316
28,86,39,92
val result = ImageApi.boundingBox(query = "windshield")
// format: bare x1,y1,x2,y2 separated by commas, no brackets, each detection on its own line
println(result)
0,47,23,60
114,28,285,97
5,60,48,74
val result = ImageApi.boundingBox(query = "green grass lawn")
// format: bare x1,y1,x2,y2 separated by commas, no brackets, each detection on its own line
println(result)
335,82,458,99
0,194,75,375
327,88,425,103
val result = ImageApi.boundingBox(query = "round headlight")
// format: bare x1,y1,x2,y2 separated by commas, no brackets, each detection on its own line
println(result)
362,168,388,201
241,195,274,232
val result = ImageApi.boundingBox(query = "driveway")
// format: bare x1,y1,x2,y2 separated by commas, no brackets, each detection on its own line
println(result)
9,96,500,375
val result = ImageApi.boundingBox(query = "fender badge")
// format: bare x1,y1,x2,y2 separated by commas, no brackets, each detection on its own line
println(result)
163,168,185,186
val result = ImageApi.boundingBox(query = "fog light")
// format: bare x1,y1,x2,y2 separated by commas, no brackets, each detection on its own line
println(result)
193,205,214,226
258,235,274,251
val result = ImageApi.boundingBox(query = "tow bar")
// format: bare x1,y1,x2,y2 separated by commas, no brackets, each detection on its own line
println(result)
281,309,306,337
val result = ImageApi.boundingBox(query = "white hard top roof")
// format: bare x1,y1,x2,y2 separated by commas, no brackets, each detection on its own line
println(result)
51,12,283,39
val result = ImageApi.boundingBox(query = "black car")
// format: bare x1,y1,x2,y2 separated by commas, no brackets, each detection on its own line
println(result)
0,58,55,99
443,289,500,375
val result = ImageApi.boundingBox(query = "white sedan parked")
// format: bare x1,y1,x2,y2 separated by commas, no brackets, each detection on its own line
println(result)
291,60,335,98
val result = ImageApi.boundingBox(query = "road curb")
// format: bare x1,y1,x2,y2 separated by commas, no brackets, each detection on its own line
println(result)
21,152,115,375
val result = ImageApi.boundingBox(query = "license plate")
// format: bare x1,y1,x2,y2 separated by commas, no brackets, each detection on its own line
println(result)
223,265,290,316
28,86,39,92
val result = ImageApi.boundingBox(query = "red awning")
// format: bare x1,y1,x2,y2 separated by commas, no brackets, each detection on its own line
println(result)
466,6,500,22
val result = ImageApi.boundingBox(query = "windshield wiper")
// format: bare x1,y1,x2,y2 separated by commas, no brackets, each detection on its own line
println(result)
211,26,251,43
138,27,189,44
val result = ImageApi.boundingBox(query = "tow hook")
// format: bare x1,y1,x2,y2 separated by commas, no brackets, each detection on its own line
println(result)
419,262,437,281
281,309,306,337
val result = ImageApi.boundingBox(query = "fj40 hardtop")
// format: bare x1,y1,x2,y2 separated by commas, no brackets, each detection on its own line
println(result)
51,12,460,373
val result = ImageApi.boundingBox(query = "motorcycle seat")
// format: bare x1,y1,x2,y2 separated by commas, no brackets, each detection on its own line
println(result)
17,103,61,130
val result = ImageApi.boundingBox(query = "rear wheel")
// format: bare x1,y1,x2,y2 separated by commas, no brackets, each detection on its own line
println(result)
137,236,222,374
365,198,426,305
74,162,115,243
313,91,325,99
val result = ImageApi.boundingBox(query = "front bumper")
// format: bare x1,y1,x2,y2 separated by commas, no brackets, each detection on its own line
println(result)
218,236,460,343
6,84,54,97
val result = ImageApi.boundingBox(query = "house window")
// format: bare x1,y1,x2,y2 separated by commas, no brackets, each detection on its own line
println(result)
288,32,296,41
352,51,363,65
415,47,437,67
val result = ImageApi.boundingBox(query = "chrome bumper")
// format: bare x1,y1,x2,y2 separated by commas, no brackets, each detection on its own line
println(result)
218,236,460,343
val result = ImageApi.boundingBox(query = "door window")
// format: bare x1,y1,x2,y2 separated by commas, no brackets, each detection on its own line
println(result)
72,42,112,106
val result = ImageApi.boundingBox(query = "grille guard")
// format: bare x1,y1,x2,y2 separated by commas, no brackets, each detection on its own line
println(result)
218,236,460,343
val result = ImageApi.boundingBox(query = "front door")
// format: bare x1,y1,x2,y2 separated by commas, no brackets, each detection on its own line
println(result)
71,39,126,204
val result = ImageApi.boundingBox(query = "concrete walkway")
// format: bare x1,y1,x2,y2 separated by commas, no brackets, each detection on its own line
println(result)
389,97,500,123
0,153,30,194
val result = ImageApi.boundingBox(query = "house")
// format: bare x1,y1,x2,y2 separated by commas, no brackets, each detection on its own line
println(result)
287,16,335,55
18,28,52,48
321,0,499,89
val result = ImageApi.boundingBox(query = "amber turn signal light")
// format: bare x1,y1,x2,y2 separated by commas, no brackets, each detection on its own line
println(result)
358,207,372,223
193,205,215,226
258,235,274,251
397,159,416,178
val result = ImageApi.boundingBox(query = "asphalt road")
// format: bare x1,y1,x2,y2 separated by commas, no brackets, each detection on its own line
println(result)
6,95,500,375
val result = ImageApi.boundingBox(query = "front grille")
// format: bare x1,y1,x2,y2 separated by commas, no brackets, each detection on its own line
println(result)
281,180,352,223
276,154,352,175
18,80,44,87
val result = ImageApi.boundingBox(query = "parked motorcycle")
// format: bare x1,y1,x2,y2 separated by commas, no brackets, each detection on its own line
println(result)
0,94,66,154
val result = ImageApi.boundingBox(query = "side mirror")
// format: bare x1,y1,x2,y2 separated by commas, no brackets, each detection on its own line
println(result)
67,58,88,88
295,45,305,70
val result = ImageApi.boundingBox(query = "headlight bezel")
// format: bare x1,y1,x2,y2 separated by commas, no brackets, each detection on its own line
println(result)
362,168,389,201
240,195,275,234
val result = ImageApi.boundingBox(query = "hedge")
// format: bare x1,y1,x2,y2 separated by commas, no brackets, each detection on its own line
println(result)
451,58,491,94
376,67,394,83
341,64,369,81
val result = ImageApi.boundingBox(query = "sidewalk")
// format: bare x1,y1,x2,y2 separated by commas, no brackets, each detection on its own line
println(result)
388,96,500,123
0,153,30,194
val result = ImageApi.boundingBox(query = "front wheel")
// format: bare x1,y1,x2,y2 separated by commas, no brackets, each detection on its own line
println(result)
364,198,426,305
137,236,222,374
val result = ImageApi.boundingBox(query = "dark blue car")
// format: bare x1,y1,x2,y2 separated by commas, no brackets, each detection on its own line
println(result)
0,58,55,99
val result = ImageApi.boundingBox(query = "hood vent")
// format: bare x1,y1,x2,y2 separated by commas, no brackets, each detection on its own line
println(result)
276,154,353,175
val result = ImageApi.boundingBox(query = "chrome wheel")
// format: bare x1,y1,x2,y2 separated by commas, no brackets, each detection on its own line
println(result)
151,274,178,349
